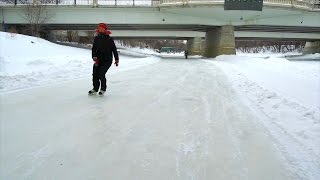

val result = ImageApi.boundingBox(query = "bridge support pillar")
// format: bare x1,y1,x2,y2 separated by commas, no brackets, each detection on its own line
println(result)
93,0,98,7
303,41,320,54
204,25,236,58
187,37,203,55
0,23,4,32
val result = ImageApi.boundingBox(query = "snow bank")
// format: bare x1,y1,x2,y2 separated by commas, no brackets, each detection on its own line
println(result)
214,55,320,108
209,55,320,180
237,51,320,60
0,32,160,93
118,49,149,58
0,32,90,76
126,47,159,55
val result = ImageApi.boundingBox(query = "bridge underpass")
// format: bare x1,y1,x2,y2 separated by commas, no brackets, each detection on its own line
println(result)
70,29,320,55
74,30,320,40
1,0,320,56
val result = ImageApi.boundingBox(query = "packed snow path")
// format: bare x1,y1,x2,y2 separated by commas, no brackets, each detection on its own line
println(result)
1,58,289,180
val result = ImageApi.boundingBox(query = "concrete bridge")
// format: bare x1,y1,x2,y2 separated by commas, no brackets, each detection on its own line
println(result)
1,0,320,56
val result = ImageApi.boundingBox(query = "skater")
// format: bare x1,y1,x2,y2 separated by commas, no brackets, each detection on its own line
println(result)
184,50,188,59
88,23,119,96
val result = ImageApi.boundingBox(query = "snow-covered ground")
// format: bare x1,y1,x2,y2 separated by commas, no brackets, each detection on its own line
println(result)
0,32,160,93
1,32,319,180
210,55,320,180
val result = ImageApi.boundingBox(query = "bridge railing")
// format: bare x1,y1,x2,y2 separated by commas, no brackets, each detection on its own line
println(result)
160,0,319,10
0,0,157,6
0,0,318,10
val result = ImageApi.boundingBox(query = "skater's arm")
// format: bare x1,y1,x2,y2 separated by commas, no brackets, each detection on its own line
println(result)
92,36,98,59
111,38,119,61
111,38,119,66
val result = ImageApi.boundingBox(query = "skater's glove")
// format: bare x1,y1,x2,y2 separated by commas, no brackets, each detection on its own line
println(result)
114,59,119,67
93,57,99,66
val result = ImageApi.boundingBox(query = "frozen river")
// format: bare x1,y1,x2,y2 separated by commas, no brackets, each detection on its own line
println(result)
1,58,290,180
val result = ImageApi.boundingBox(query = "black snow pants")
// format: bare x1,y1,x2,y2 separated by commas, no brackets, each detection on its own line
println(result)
92,62,112,91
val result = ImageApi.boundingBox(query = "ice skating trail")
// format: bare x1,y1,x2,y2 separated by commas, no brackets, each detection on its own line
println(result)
1,58,290,180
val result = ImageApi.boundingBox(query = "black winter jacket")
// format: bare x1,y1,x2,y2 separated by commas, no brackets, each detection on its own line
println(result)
92,33,119,65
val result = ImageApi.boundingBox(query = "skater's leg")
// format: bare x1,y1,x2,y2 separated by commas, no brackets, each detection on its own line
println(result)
99,63,112,91
92,65,100,91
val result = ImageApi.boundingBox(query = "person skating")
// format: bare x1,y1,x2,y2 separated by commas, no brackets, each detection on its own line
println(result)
88,23,119,96
184,50,189,59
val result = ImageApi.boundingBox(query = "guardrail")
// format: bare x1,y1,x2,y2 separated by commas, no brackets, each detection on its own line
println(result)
0,0,318,10
0,0,158,6
160,0,319,10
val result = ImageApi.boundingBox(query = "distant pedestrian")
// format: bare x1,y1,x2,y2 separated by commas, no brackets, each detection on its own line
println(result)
88,23,119,96
184,50,189,59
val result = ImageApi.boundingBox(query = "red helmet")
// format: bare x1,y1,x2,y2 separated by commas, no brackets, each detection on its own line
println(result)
98,23,108,30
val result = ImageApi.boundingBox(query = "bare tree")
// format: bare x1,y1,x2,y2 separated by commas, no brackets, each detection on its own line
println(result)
66,30,79,42
85,30,95,43
1,0,15,4
118,39,186,52
236,40,305,53
1,0,34,5
22,3,54,37
39,0,63,4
